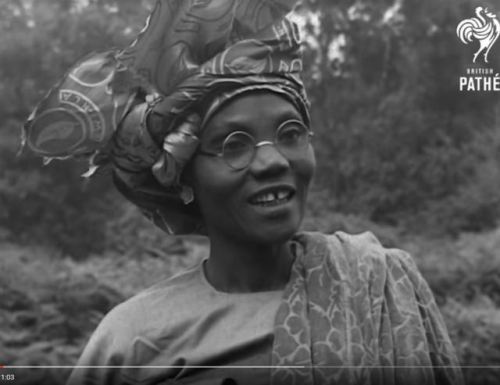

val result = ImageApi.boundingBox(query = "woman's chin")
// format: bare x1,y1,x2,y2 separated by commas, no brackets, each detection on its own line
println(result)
243,220,301,245
239,200,304,244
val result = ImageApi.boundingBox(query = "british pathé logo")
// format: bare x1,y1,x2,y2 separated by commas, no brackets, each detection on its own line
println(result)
457,6,500,92
457,6,500,64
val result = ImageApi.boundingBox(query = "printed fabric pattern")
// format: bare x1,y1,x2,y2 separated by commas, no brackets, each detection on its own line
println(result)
271,231,464,385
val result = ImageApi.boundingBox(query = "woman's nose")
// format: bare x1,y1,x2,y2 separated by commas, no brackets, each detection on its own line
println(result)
248,142,289,178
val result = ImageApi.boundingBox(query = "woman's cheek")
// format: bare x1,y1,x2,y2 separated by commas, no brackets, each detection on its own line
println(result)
295,147,316,186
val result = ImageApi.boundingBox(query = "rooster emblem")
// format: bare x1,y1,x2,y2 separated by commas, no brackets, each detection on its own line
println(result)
457,7,500,63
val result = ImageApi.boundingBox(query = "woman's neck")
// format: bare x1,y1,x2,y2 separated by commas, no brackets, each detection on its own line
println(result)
204,233,294,293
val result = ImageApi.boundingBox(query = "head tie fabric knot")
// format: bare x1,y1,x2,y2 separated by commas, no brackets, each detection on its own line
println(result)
23,0,310,235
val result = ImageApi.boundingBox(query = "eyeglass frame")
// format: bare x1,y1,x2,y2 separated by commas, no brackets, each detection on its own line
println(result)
196,119,314,170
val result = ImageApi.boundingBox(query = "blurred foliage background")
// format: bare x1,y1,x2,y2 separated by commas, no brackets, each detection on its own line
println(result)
1,0,500,384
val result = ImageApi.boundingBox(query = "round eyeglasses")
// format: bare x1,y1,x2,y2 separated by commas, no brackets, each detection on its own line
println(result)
197,119,314,170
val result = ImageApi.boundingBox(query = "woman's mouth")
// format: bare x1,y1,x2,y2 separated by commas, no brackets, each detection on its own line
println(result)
248,188,295,207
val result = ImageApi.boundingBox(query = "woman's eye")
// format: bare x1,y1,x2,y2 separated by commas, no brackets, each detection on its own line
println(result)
278,126,302,144
224,138,249,153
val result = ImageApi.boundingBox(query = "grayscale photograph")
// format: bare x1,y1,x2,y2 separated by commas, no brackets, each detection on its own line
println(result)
1,0,499,384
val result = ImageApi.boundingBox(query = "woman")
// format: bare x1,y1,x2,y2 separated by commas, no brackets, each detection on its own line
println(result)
24,1,464,384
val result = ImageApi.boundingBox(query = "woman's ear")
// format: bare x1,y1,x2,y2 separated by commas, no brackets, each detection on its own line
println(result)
179,160,196,205
180,185,194,205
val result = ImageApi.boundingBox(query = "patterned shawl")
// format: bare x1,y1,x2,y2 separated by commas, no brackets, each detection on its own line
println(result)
272,231,464,385
23,0,309,235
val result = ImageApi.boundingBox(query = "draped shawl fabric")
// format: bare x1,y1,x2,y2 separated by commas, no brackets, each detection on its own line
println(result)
23,0,309,235
271,232,464,385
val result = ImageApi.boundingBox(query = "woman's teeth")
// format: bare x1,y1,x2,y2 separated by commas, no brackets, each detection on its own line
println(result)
250,190,293,206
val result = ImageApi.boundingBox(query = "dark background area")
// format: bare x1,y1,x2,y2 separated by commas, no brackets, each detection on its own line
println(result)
1,0,500,384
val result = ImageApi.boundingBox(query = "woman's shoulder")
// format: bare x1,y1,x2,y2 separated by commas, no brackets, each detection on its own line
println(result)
294,230,417,277
136,260,205,299
72,261,209,371
293,230,434,312
94,261,205,336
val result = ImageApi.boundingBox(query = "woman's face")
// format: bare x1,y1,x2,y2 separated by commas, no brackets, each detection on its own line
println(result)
189,91,316,244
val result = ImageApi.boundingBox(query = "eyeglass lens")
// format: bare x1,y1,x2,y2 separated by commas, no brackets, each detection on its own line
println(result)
222,120,310,170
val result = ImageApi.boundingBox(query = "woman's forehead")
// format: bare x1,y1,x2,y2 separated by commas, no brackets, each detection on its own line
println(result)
202,91,302,137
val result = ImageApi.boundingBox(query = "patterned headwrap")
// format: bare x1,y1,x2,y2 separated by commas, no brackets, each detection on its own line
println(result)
24,0,309,235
